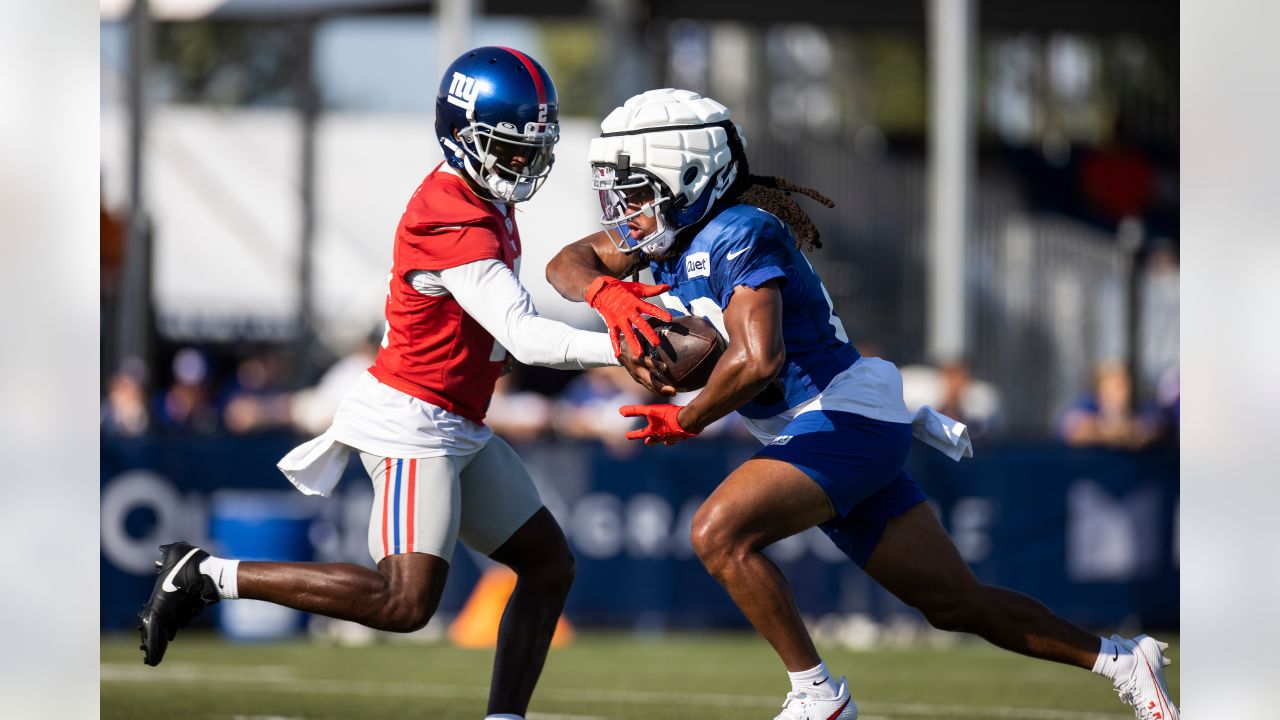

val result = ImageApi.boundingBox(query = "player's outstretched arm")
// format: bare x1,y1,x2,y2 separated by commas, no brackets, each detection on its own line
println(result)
621,281,785,444
438,259,619,370
546,231,672,358
675,281,785,433
546,231,635,301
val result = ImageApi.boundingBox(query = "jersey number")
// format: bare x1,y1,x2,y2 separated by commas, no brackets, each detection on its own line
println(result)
802,254,850,342
660,277,848,345
660,294,730,341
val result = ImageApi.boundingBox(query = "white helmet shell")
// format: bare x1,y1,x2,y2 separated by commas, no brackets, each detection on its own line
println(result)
589,89,742,240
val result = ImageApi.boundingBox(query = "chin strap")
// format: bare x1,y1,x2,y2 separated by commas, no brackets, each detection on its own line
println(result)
634,212,675,256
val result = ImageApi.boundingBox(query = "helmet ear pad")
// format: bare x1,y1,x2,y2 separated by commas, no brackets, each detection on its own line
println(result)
667,159,738,229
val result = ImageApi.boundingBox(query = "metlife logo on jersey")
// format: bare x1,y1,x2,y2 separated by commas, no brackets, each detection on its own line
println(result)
685,251,711,279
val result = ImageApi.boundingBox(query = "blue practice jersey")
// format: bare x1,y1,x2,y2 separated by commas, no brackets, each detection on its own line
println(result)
649,203,859,419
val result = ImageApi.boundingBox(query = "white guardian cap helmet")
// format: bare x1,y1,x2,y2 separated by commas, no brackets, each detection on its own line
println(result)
588,89,743,255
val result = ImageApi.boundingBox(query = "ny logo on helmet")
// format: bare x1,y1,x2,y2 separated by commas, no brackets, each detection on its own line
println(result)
447,72,481,110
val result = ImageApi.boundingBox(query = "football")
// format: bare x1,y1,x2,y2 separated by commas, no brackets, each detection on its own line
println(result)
624,315,726,392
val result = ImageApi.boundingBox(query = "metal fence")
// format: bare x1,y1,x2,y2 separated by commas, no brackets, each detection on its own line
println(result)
748,137,1141,435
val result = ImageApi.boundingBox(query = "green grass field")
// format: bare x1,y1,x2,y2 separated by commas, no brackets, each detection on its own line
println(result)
101,632,1177,719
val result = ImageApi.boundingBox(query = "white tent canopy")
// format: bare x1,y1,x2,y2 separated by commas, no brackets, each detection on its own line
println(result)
101,106,604,348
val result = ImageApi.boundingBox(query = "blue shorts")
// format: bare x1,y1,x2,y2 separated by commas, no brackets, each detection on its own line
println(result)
754,410,925,567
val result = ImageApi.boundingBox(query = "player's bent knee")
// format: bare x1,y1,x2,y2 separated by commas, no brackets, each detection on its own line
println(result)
549,555,576,597
375,593,438,633
689,513,723,565
921,605,966,633
507,534,576,588
370,576,443,633
916,593,981,633
690,510,752,575
554,550,576,588
523,549,576,597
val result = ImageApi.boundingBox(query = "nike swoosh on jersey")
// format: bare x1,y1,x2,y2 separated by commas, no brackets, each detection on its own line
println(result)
726,247,749,260
161,547,202,593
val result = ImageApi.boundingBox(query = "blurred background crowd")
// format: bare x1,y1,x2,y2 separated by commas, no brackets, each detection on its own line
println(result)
99,0,1178,452
99,0,1180,640
102,333,1180,452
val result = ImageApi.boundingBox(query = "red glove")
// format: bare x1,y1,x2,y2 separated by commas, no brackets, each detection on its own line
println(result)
585,276,672,358
619,404,698,445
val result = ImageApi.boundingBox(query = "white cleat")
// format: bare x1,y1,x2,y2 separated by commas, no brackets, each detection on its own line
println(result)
1113,634,1179,720
774,676,858,720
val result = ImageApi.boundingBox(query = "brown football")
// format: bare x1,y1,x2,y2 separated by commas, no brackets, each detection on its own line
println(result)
623,315,727,392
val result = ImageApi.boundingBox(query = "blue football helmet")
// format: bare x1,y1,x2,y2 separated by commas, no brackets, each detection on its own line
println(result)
435,46,560,203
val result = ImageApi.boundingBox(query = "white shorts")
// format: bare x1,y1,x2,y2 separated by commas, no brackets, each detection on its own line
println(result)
359,435,543,564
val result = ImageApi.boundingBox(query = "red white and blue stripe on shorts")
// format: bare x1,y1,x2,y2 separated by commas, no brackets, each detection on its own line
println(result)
381,458,418,557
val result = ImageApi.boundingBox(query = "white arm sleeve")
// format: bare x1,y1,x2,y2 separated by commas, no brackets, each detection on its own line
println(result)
435,259,619,370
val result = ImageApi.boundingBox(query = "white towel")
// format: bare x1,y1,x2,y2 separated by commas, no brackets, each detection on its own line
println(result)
910,406,974,461
276,431,351,497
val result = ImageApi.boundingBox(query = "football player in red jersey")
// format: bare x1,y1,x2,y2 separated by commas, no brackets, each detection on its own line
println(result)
138,48,669,720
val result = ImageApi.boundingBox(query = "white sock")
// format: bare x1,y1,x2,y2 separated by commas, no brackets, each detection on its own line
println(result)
198,556,240,600
1092,636,1135,682
483,715,524,720
788,660,837,700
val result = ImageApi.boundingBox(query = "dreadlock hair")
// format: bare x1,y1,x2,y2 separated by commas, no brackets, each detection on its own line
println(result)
621,120,837,275
723,122,835,251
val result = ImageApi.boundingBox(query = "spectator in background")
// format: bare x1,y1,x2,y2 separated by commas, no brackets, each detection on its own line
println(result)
221,350,293,435
289,332,379,436
553,366,654,455
100,198,125,369
154,347,219,435
900,358,1002,439
1155,365,1180,444
1058,361,1159,450
671,388,753,440
935,360,1002,438
102,357,149,437
1139,239,1179,393
487,369,554,444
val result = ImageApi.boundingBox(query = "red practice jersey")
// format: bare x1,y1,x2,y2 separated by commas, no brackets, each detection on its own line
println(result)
368,165,521,424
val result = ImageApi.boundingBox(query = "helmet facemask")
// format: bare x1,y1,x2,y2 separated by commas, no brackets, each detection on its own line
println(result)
450,118,558,203
592,159,678,256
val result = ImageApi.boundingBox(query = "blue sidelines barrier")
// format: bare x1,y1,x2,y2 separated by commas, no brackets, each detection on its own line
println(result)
101,433,1178,632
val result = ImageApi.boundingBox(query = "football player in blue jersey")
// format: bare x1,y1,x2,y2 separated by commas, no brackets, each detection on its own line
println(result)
547,89,1177,720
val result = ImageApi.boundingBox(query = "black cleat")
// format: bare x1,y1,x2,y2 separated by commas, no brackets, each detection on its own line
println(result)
138,541,219,667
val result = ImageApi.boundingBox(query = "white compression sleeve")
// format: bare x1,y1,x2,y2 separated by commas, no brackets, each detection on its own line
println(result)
437,259,619,370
